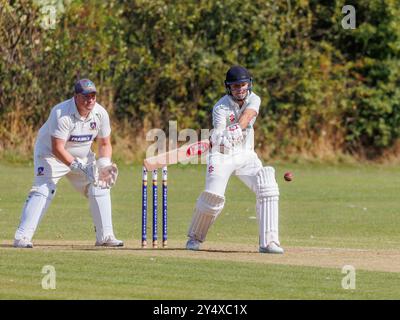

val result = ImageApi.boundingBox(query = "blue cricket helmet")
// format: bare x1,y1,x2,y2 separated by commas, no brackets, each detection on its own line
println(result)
224,65,253,98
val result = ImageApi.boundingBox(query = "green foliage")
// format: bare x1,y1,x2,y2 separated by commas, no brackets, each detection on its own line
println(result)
1,0,400,160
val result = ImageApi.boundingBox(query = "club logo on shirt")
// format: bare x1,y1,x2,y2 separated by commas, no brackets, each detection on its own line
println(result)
208,165,214,174
229,113,235,123
228,123,240,131
37,167,44,176
90,122,97,130
69,135,93,142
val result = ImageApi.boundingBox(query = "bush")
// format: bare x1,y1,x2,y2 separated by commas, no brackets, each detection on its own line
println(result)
1,0,400,162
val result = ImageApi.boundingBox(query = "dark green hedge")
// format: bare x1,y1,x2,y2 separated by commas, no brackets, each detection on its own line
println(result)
1,0,400,160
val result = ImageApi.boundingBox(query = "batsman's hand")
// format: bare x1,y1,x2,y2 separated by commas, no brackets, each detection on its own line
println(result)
70,158,98,184
224,123,243,147
96,157,118,188
220,135,233,150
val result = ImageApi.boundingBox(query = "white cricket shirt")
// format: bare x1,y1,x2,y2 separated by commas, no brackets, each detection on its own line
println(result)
35,97,111,159
212,92,261,151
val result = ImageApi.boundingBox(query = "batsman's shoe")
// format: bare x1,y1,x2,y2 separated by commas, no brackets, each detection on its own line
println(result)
13,238,33,248
186,239,201,251
259,242,284,254
95,235,124,247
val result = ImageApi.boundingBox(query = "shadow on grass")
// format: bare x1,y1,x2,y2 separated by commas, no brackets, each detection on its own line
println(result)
0,243,255,253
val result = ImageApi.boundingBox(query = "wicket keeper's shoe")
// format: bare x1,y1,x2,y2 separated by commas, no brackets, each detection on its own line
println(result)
95,235,124,247
259,242,284,254
186,239,201,251
13,237,33,248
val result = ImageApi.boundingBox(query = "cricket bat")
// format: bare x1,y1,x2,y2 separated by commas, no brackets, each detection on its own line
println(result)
144,139,210,170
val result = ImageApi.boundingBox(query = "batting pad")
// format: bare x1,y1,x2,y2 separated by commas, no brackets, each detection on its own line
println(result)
256,166,279,198
88,185,114,242
257,196,280,247
187,191,225,242
15,182,57,241
255,167,280,246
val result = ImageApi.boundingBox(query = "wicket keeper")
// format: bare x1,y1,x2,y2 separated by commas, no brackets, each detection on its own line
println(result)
14,79,123,248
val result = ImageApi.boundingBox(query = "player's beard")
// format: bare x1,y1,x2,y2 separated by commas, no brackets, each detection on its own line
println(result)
232,90,248,101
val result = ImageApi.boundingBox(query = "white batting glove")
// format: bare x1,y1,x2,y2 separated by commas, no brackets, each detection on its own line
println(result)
96,157,118,188
224,123,243,147
210,129,232,153
70,158,98,184
220,135,233,150
210,129,223,147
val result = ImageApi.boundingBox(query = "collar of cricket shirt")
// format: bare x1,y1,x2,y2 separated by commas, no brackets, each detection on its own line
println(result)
228,94,249,112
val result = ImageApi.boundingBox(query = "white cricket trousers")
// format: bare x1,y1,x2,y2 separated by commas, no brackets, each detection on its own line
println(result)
205,150,263,196
14,151,115,242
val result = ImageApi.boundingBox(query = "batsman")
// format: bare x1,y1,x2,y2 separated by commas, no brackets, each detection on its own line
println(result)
186,66,284,254
13,79,123,248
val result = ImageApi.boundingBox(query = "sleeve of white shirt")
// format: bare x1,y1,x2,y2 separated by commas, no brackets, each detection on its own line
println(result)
210,104,228,148
49,108,70,141
212,105,227,130
245,94,261,115
98,108,111,138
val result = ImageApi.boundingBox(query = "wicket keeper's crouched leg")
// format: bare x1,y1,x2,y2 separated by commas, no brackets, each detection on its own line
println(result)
86,183,122,246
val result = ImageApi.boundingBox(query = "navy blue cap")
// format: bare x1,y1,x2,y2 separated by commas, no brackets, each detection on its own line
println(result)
225,66,252,85
74,79,97,95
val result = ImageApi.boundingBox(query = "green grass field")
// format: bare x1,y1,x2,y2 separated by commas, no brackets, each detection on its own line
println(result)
1,162,400,299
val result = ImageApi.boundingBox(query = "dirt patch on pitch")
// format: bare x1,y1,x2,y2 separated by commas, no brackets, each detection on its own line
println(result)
2,240,400,273
138,241,400,273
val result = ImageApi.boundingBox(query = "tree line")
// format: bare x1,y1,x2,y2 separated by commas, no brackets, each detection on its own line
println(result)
1,0,400,162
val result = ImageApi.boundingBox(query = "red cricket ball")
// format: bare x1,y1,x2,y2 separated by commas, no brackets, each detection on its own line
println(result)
284,172,293,182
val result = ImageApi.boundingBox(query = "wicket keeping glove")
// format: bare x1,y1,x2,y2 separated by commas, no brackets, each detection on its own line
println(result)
96,157,118,188
70,158,98,184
